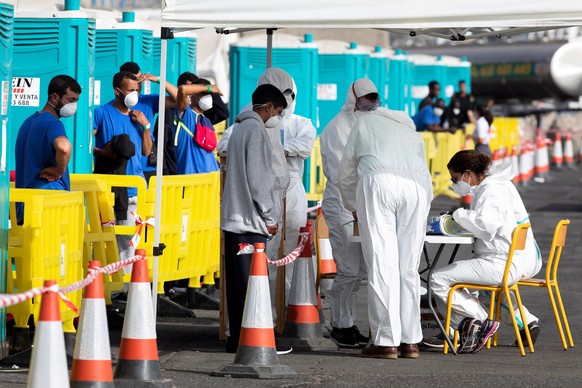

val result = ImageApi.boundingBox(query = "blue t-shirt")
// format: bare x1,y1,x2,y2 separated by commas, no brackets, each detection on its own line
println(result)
15,112,70,191
135,94,158,173
173,108,219,174
93,101,145,197
412,105,440,131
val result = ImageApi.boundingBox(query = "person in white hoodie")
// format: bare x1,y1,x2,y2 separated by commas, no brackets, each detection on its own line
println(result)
339,104,433,359
431,150,542,354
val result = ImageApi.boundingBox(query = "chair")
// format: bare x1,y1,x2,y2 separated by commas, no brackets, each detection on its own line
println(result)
518,219,573,350
443,223,533,356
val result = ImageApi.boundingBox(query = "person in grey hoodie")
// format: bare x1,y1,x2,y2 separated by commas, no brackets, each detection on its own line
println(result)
221,83,288,353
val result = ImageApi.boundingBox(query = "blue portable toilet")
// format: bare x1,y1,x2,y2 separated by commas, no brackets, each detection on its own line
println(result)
11,0,95,173
386,49,410,112
316,40,369,133
442,55,472,100
368,46,391,109
408,54,446,116
93,10,154,106
0,0,13,354
229,32,318,125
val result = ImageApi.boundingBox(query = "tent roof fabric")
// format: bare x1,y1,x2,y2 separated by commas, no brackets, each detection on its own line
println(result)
162,0,582,30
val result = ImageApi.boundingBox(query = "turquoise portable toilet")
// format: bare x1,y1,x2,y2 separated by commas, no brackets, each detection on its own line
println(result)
386,49,410,112
0,0,13,358
408,54,446,116
368,46,392,109
316,40,369,133
11,0,95,173
93,10,154,106
229,32,318,125
442,55,472,100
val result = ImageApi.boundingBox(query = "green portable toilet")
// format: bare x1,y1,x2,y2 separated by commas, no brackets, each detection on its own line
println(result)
408,54,446,116
316,40,369,133
442,55,472,100
93,10,153,106
11,0,95,173
229,32,318,125
368,46,391,109
0,0,13,358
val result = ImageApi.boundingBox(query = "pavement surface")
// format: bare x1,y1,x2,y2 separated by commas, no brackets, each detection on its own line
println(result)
1,167,582,387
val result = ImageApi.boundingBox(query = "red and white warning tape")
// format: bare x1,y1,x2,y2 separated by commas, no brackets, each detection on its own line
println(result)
129,211,156,248
237,232,309,267
306,201,322,213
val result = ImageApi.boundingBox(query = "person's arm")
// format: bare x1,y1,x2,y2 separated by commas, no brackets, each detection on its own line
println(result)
176,84,222,117
39,136,71,182
205,94,230,125
138,73,179,102
129,109,152,156
246,139,277,229
284,118,316,159
453,190,507,242
339,123,360,212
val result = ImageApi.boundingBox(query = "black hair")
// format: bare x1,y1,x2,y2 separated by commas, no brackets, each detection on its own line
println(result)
252,84,288,109
447,150,491,176
48,75,81,97
113,71,138,89
120,62,141,75
194,78,211,86
177,71,199,87
475,104,494,126
435,98,445,107
459,80,466,85
428,80,440,90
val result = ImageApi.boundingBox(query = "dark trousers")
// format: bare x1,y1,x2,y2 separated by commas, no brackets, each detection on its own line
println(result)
224,231,267,350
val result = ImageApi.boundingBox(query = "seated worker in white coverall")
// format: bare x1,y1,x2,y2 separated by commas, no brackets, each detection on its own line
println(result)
217,68,315,314
339,104,433,360
320,78,381,348
431,150,542,354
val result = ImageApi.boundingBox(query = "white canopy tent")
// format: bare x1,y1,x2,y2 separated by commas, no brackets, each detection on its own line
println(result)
149,0,582,314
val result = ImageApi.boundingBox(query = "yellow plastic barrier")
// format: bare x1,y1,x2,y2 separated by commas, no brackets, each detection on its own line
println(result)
306,137,326,201
7,189,85,335
420,131,465,198
70,176,124,304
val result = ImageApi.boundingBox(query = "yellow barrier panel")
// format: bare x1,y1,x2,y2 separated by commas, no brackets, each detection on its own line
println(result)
70,176,124,304
7,189,85,335
306,137,326,202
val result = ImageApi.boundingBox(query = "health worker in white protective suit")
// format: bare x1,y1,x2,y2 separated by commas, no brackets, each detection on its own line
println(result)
431,150,542,354
217,68,316,308
319,78,380,348
339,105,433,360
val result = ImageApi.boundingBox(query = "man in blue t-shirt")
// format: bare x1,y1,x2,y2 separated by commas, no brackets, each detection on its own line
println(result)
412,98,456,134
93,71,152,267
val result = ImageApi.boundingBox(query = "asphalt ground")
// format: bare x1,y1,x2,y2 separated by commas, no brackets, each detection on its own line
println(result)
1,166,582,387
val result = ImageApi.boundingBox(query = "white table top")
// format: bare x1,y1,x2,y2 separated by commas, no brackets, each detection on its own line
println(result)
424,234,474,244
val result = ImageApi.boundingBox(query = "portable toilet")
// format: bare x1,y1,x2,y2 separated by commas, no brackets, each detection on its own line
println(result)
93,10,154,106
367,46,392,109
408,54,446,116
442,55,472,100
229,32,318,125
0,0,14,357
386,49,410,112
316,40,369,133
11,0,95,173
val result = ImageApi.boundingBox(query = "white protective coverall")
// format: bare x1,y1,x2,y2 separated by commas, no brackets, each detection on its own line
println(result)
339,107,433,347
320,78,377,330
431,163,542,329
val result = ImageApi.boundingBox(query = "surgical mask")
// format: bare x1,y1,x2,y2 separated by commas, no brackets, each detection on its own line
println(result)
59,102,77,118
265,114,280,128
122,91,139,109
451,173,472,196
357,97,380,112
453,108,461,115
198,94,213,111
434,107,444,117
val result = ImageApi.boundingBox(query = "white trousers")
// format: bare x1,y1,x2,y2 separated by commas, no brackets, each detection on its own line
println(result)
322,199,366,329
357,173,431,346
117,196,137,275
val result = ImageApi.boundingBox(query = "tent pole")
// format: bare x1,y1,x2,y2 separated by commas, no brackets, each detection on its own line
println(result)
151,27,173,318
266,28,274,68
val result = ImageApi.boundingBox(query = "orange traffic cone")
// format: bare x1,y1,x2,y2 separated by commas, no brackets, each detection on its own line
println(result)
70,260,114,387
552,132,563,168
278,228,336,351
315,210,337,277
27,280,69,388
564,132,574,167
114,249,173,387
213,243,297,379
511,146,521,184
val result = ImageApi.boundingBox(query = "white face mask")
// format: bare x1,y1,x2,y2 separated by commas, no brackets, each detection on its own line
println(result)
265,115,280,128
453,108,461,116
198,94,213,111
434,107,444,117
357,97,380,112
59,102,77,118
123,91,139,109
451,173,472,196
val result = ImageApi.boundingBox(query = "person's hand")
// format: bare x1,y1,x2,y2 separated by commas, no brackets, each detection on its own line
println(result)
210,85,223,96
267,224,278,235
448,128,457,134
39,166,65,182
138,73,158,84
129,109,149,127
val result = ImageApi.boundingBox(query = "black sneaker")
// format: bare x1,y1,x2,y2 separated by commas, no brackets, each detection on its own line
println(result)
330,327,360,348
349,326,369,346
471,319,500,353
457,318,482,354
515,321,540,347
421,333,445,348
